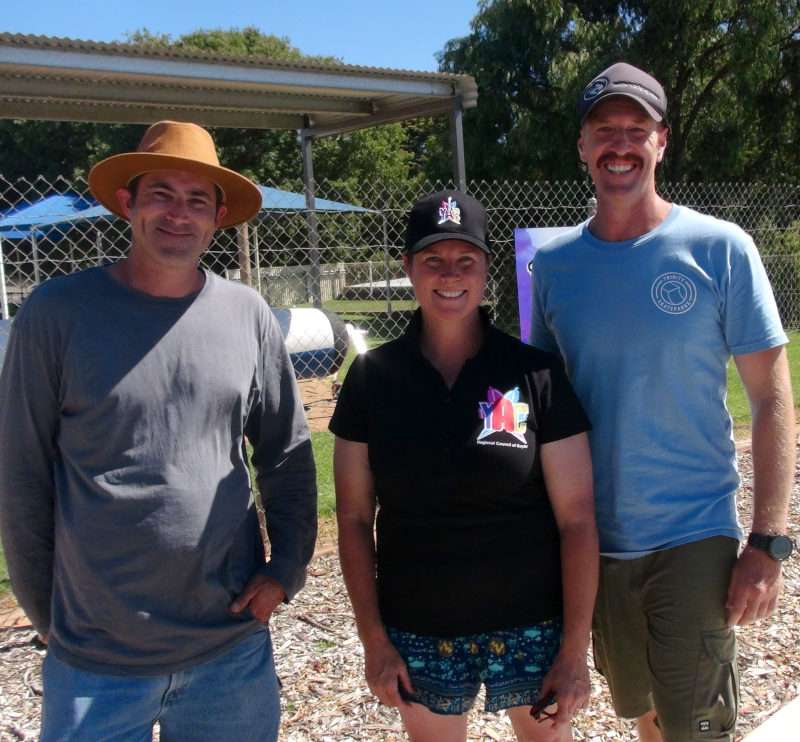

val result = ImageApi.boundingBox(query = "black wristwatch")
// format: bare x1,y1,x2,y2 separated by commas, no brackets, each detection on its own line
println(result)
747,533,795,561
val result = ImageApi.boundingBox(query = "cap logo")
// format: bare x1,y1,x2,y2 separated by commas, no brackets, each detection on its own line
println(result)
584,77,609,100
616,79,661,103
437,197,462,226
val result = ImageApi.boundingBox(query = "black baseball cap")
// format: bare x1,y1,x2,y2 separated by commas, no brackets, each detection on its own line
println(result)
405,190,491,254
579,62,667,123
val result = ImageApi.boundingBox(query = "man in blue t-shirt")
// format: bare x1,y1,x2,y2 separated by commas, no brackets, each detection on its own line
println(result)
531,63,796,742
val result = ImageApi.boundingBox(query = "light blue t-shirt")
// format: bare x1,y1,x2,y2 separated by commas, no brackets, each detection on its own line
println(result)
530,205,788,557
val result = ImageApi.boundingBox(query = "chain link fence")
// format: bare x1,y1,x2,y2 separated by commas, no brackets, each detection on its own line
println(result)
1,176,799,379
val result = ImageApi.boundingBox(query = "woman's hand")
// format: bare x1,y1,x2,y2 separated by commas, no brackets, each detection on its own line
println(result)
363,635,416,707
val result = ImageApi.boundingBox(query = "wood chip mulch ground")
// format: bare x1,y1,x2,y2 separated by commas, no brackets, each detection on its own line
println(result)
1,438,798,741
298,378,339,434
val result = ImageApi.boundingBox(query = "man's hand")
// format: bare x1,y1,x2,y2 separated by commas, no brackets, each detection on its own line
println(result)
534,649,590,728
725,546,783,626
230,574,286,624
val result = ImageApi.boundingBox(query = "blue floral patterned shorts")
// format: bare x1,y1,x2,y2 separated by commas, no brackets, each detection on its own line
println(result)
387,618,562,715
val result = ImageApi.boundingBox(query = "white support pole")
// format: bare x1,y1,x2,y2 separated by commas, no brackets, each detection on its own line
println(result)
0,235,9,319
300,123,322,308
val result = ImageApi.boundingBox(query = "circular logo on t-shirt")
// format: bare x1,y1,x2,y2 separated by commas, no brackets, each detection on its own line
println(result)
583,77,609,100
651,273,697,314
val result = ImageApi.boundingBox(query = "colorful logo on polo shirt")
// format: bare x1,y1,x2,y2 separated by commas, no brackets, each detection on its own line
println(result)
477,387,529,444
437,197,461,226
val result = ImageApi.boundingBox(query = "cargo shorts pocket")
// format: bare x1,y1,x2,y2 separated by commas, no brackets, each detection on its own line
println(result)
691,629,738,740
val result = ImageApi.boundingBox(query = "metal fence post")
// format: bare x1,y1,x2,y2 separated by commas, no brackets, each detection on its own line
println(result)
237,222,252,287
450,97,467,194
382,211,393,315
95,228,104,266
300,129,322,308
0,235,8,319
253,225,262,295
31,233,41,285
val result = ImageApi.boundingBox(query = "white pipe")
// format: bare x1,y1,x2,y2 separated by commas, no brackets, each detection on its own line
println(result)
0,235,8,319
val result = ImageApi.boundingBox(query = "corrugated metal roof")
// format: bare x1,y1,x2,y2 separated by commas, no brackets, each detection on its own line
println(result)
0,32,467,81
0,33,478,135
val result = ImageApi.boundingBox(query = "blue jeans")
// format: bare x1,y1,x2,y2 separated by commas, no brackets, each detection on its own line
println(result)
40,630,280,742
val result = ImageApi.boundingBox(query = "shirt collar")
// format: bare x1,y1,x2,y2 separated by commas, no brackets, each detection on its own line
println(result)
402,306,499,359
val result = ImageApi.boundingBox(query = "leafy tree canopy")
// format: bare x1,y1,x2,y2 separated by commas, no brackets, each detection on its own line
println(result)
438,0,800,182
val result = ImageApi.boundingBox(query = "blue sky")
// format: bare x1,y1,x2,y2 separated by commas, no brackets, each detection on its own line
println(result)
2,0,480,71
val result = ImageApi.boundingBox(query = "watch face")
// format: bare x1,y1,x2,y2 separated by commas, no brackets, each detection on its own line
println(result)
769,536,794,561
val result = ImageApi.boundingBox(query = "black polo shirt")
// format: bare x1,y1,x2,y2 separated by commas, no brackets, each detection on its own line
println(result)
329,311,590,636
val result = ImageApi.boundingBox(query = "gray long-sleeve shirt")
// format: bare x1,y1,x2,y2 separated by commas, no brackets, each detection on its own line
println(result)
0,267,317,675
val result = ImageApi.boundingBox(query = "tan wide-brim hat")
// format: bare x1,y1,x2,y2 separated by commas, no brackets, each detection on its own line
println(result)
88,120,262,228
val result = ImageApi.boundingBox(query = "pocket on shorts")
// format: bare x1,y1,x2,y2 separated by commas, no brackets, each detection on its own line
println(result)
691,629,738,739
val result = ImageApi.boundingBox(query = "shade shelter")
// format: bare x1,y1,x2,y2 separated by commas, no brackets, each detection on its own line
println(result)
0,34,476,190
0,194,96,236
0,194,97,315
0,33,477,309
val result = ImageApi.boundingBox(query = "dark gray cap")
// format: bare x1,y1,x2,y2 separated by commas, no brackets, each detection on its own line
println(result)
579,62,667,123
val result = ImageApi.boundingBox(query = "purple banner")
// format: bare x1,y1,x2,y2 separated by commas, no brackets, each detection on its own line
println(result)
514,227,572,342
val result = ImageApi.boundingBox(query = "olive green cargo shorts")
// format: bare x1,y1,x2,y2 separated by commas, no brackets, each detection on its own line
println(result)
592,536,740,741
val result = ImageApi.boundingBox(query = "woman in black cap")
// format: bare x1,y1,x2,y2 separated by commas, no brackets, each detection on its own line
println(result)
330,191,598,741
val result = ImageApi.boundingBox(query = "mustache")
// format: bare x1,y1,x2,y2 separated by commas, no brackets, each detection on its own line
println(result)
597,153,642,168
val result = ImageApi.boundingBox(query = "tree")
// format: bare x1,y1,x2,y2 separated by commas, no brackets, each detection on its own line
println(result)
437,1,582,181
129,27,309,61
623,1,800,181
438,0,800,182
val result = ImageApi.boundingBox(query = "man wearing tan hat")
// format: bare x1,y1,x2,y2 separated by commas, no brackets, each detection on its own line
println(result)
0,121,317,740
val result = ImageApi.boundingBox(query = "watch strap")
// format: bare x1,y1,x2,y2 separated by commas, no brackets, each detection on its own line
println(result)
747,532,794,561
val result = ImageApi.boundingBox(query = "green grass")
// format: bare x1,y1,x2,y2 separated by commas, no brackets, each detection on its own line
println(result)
790,332,800,406
292,298,417,315
0,549,8,597
726,331,800,429
322,299,417,314
246,432,336,518
311,430,336,517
